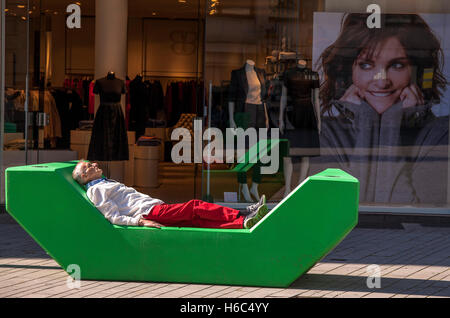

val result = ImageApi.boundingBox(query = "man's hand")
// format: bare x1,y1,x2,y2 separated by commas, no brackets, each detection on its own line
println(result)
138,217,163,228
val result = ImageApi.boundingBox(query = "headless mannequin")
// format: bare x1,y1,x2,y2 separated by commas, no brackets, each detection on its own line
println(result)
107,71,116,80
229,60,260,129
97,70,126,182
229,59,262,202
279,60,321,198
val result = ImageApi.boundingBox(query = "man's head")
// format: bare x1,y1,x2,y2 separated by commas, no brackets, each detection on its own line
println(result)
72,160,103,186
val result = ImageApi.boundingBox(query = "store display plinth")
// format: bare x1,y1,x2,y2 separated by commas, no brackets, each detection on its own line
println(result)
144,128,166,161
6,162,358,287
134,145,160,188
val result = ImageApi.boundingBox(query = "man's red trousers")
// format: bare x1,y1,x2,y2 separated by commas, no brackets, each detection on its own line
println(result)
143,199,244,229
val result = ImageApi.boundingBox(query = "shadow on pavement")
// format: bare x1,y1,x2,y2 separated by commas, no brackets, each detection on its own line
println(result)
290,273,450,297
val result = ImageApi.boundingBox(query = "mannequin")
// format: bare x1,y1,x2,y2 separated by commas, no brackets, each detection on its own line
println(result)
88,71,129,179
228,59,268,202
279,60,321,198
107,71,116,80
229,60,262,129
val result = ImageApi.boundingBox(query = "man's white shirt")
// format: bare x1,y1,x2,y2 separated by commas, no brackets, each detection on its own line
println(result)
86,179,164,226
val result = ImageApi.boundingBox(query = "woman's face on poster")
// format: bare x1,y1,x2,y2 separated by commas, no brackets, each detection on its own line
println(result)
351,36,413,113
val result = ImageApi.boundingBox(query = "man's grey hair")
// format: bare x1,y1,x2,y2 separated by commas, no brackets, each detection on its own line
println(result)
72,160,86,185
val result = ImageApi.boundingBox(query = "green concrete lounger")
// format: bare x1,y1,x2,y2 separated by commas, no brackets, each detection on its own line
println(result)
6,162,359,287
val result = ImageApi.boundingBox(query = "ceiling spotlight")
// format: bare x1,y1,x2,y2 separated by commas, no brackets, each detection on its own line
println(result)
209,0,219,15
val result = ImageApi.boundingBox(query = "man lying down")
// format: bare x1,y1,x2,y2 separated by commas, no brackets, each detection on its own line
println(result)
72,160,269,229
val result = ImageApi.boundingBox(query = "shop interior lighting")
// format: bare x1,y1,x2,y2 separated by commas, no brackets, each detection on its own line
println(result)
209,0,219,15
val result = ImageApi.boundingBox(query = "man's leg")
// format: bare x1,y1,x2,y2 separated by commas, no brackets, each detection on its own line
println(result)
143,200,244,229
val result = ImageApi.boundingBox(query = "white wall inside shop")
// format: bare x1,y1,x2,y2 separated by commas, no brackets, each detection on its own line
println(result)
49,14,95,87
127,17,143,79
325,0,450,13
50,15,202,89
51,13,67,88
205,17,264,86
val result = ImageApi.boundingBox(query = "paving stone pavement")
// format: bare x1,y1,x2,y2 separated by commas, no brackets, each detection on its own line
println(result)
0,214,449,298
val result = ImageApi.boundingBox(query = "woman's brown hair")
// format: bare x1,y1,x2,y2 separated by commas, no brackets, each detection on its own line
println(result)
317,13,446,114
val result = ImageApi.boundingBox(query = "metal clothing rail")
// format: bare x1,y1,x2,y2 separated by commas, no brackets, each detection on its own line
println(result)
142,74,200,80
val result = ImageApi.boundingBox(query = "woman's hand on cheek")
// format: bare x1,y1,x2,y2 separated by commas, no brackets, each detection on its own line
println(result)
400,84,425,108
339,84,363,105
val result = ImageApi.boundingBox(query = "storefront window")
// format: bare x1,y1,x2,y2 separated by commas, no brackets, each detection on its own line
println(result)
202,0,450,213
1,0,33,204
1,0,204,205
1,0,449,213
202,0,304,205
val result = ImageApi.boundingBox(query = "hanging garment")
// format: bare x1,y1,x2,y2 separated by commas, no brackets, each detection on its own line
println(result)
29,90,62,144
282,67,320,156
82,79,91,107
129,76,148,141
87,76,129,161
126,79,131,130
149,80,164,117
51,89,71,148
88,81,95,115
67,89,88,130
190,80,198,114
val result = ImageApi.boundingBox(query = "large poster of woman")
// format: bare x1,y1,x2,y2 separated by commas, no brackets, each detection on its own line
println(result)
312,13,450,205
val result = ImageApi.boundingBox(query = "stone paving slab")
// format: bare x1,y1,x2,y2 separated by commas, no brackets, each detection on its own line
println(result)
0,214,449,298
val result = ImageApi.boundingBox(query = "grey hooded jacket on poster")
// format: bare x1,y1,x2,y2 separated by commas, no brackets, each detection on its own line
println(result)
318,100,449,204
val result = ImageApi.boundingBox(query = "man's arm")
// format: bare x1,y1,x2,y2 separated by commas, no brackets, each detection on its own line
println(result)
138,218,164,228
87,187,141,226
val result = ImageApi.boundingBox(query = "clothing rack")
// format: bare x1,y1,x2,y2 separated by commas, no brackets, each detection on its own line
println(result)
142,74,200,81
141,74,202,97
64,73,94,81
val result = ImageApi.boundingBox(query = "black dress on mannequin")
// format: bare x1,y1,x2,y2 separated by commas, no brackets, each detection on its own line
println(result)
281,67,320,157
87,72,129,161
